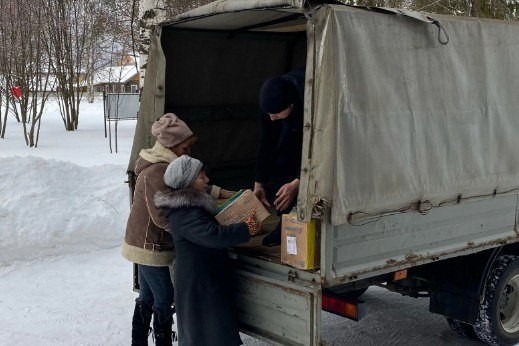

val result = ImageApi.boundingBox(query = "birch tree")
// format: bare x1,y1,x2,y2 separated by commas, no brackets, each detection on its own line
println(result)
137,0,214,88
138,0,168,88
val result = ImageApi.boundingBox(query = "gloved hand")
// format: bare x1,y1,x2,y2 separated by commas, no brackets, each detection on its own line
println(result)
244,211,261,236
220,189,236,199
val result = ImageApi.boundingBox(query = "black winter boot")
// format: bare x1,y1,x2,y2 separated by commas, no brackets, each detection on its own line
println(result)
132,300,153,346
152,307,174,346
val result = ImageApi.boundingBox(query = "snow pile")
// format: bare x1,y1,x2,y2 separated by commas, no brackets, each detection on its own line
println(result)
0,156,129,265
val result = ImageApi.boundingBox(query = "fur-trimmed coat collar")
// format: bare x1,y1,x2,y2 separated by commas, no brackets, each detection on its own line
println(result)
155,188,217,215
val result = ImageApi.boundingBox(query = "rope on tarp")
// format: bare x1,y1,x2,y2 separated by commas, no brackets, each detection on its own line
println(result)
365,6,450,45
346,187,519,226
302,0,315,20
432,19,450,45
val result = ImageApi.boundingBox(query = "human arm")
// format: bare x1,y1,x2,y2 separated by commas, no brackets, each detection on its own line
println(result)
254,113,282,184
219,189,236,199
274,178,299,212
173,209,251,249
206,185,236,199
253,181,271,208
142,164,171,230
253,114,283,207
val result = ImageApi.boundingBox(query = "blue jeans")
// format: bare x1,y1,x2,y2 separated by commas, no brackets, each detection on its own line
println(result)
137,264,175,323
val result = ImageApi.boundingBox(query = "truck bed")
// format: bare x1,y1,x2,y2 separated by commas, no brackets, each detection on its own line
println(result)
232,211,284,265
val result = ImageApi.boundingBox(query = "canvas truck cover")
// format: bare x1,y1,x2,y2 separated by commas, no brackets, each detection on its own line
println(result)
129,1,519,227
298,6,519,225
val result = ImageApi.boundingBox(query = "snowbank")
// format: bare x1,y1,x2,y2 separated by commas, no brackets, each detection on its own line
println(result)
0,156,129,264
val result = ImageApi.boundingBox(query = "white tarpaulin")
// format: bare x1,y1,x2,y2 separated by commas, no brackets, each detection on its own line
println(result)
302,6,519,225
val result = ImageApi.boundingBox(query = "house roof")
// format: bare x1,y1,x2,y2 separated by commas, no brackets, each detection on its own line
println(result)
93,65,139,85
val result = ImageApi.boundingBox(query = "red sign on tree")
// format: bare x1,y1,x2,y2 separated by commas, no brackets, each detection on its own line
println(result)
11,86,22,100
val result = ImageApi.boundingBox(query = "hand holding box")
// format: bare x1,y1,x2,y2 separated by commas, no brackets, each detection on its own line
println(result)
215,189,270,226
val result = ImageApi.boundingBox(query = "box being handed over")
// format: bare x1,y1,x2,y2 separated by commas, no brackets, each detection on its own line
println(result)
281,212,320,270
215,189,270,225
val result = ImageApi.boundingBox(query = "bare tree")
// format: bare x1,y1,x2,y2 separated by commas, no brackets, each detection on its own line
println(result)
43,0,112,131
42,0,138,114
0,1,20,138
1,0,516,146
1,1,53,147
85,0,139,103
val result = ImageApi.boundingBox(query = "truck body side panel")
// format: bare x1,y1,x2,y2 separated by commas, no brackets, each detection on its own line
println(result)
322,195,519,286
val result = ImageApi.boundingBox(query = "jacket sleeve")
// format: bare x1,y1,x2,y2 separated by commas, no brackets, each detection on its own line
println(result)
177,209,250,249
255,113,282,183
206,185,222,199
143,166,170,230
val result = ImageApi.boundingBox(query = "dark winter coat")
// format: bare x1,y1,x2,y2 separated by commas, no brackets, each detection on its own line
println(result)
255,68,305,185
155,188,250,346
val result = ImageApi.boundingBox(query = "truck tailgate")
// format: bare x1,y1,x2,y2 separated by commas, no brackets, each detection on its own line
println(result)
231,253,321,346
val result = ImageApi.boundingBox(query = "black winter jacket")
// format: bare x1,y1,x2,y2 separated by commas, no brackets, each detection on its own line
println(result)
255,69,305,184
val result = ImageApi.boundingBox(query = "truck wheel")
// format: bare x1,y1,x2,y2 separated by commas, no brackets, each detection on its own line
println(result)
474,255,519,345
446,317,478,339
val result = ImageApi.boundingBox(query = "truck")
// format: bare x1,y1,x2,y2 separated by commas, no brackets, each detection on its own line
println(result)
127,1,519,345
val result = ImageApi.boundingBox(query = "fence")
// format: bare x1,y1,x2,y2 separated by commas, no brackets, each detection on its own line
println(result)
103,92,139,153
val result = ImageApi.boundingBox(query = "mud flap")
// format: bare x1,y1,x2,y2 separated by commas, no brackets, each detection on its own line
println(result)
232,256,321,346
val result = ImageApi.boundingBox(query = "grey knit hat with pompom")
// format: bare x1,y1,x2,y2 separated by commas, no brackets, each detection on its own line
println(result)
164,155,203,189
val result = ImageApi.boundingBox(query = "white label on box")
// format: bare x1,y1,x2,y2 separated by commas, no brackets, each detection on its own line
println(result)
287,236,297,255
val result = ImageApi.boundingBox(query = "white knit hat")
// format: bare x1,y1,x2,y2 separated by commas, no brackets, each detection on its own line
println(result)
164,155,203,189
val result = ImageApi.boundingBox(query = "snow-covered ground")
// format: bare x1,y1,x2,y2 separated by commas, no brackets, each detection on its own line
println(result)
0,97,479,345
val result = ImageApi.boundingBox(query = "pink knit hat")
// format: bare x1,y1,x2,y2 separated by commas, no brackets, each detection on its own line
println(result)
151,113,193,148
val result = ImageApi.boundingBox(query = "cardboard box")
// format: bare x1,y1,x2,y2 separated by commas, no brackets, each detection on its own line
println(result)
215,189,270,225
281,213,320,270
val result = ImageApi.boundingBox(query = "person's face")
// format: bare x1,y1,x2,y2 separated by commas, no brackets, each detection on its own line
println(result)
192,170,209,192
269,104,294,121
171,141,192,156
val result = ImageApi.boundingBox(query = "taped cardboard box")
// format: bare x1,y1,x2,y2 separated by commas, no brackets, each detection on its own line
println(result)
281,213,320,270
215,189,270,225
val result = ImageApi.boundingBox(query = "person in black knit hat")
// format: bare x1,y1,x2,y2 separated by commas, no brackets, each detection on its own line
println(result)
254,68,305,246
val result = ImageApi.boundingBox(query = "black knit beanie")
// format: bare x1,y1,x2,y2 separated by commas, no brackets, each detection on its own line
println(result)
259,76,297,114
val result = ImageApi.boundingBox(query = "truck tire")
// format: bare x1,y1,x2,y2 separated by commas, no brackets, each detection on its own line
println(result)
446,317,478,340
474,255,519,345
